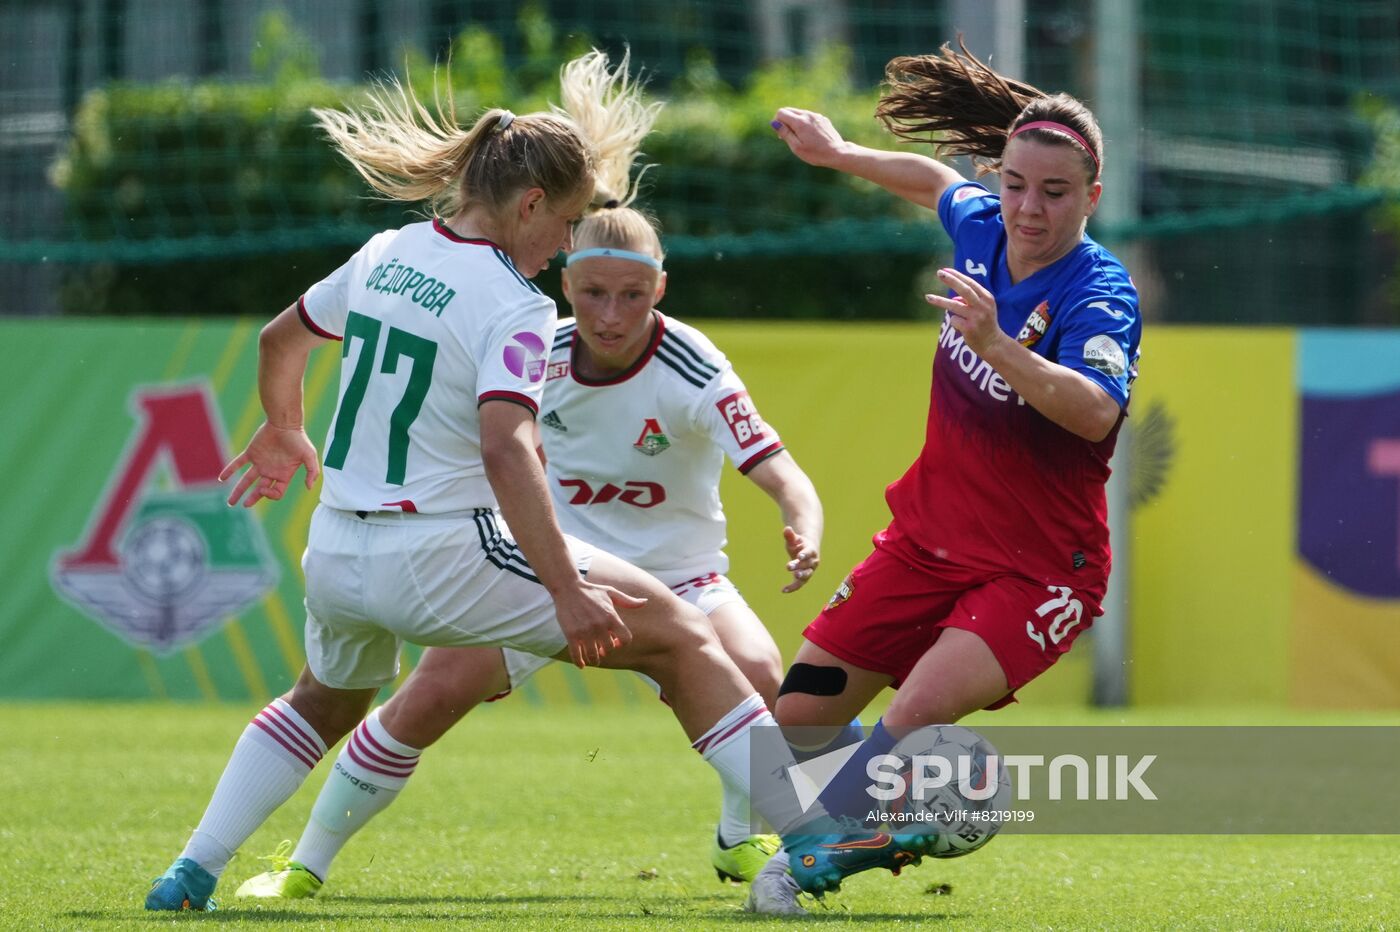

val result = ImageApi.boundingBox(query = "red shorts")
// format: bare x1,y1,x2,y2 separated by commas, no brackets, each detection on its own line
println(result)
803,523,1101,709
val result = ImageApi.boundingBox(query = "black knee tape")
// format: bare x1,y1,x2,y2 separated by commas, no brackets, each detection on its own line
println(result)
778,663,848,698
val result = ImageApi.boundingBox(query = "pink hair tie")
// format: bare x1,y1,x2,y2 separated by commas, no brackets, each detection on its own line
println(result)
1008,120,1100,177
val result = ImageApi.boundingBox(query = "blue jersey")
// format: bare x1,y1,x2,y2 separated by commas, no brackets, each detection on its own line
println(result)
938,181,1140,405
884,181,1142,594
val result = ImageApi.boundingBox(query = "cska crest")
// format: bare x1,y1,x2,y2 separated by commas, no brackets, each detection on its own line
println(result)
50,384,278,655
1017,301,1053,348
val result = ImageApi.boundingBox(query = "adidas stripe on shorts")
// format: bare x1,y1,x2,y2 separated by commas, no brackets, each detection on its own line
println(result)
302,504,594,690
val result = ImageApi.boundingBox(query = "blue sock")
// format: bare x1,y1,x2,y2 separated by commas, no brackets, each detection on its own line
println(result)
813,718,899,822
791,718,865,763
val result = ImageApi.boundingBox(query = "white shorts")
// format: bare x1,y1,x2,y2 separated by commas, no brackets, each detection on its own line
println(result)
495,569,747,695
303,505,594,690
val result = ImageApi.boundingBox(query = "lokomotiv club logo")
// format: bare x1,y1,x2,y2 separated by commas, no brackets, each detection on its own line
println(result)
50,384,278,654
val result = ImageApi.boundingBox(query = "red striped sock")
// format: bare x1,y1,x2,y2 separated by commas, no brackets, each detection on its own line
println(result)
294,707,422,881
180,698,328,876
249,698,328,772
694,694,813,835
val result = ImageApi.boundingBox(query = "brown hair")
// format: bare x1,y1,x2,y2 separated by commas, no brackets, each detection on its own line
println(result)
875,38,1103,182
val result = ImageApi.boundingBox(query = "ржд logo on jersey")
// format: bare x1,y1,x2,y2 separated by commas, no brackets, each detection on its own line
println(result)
50,385,278,654
503,332,547,382
558,478,666,508
716,391,768,449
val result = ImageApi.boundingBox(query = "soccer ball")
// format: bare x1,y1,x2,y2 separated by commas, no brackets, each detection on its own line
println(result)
889,724,1013,858
122,516,207,601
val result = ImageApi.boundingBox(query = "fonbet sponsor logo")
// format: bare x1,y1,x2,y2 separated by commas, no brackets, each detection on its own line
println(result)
938,318,1025,404
51,384,278,654
1083,334,1127,378
716,391,769,448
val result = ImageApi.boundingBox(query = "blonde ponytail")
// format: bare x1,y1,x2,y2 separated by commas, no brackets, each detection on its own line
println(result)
313,76,594,218
555,48,663,208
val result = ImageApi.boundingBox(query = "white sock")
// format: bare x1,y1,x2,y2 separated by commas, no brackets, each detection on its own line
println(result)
292,707,421,881
180,698,327,877
642,673,756,842
717,773,753,848
693,694,816,835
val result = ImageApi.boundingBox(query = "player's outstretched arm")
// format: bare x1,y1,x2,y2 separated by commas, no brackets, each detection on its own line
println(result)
745,451,823,593
770,107,964,210
220,303,325,507
480,400,641,667
927,267,1122,441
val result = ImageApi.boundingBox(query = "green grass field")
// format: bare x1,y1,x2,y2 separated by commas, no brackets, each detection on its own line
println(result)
1,701,1397,930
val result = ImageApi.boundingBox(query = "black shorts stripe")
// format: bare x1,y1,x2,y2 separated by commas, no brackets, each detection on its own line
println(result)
472,509,541,584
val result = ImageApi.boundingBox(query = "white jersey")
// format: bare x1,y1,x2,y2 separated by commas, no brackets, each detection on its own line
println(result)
539,312,784,578
300,219,555,514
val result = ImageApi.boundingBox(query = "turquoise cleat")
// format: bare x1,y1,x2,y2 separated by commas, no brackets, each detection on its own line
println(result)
145,857,218,911
785,830,934,896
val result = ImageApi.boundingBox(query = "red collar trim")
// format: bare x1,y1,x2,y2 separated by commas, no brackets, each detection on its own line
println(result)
433,218,501,247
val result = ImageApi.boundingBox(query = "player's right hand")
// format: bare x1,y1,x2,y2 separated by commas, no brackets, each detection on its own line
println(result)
554,581,642,668
219,420,321,508
770,107,849,169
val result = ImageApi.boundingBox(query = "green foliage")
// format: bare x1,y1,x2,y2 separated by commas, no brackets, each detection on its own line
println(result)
50,13,939,318
250,9,321,85
1359,96,1400,315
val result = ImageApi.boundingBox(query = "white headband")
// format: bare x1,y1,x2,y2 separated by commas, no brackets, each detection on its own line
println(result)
495,110,515,132
566,247,663,270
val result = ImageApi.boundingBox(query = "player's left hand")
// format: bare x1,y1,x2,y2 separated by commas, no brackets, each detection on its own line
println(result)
925,267,1010,358
219,421,321,508
781,526,820,593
